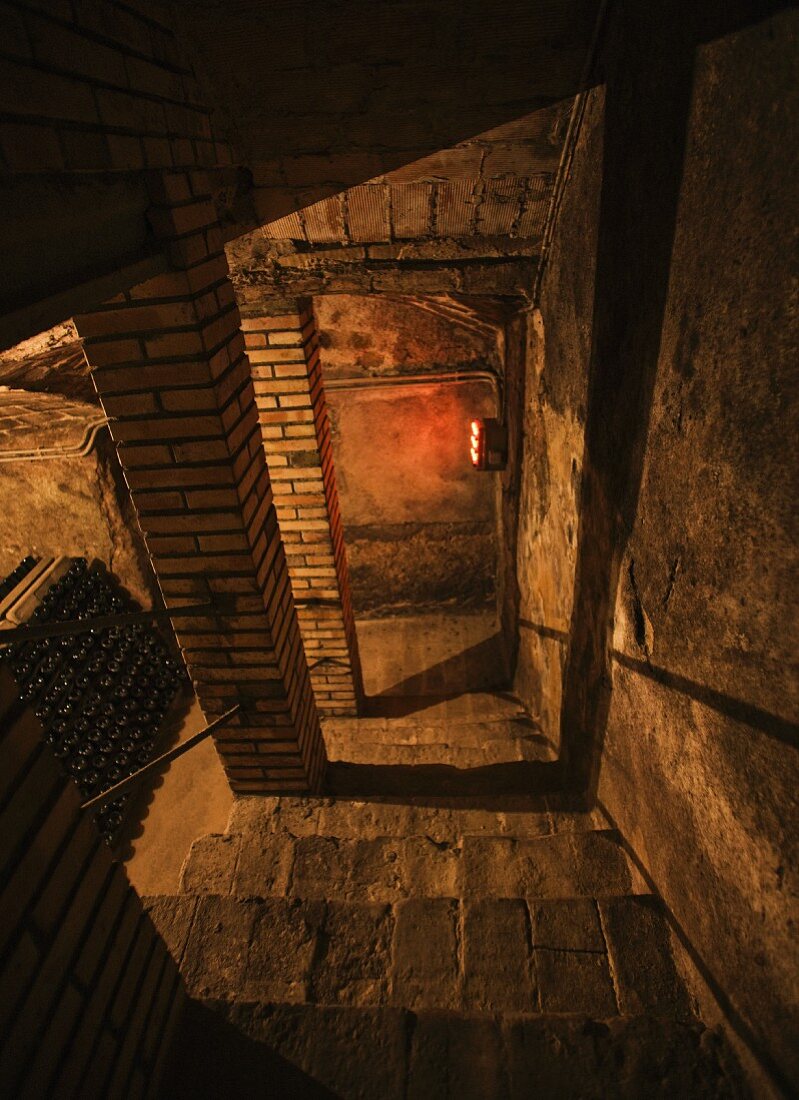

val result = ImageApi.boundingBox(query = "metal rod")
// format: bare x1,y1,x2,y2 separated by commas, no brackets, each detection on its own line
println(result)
80,703,241,813
308,656,351,671
0,600,238,644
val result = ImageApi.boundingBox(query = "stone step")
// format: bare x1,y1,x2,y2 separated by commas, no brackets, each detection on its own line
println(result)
323,732,553,768
359,691,525,724
321,699,528,734
143,893,691,1020
327,757,560,795
227,793,608,842
161,1001,740,1100
320,706,558,785
322,712,541,742
178,828,638,903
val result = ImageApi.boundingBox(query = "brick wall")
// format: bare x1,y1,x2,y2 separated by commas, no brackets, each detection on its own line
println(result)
75,172,326,794
244,303,363,716
0,1,238,350
0,666,183,1095
0,0,229,176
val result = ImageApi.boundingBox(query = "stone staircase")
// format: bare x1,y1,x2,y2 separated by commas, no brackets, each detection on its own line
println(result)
144,693,745,1098
323,694,560,796
323,696,554,768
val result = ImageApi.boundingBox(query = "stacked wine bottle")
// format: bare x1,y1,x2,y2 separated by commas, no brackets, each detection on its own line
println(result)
0,555,39,603
0,557,185,845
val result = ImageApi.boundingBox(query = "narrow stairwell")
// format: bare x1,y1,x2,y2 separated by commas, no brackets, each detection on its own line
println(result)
144,618,745,1096
145,719,744,1095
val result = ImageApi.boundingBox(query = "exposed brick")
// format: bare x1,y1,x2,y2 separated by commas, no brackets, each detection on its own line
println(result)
0,58,98,124
77,209,325,794
251,303,362,715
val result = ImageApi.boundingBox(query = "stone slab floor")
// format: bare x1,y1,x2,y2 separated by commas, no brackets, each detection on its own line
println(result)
137,613,747,1097
123,611,523,894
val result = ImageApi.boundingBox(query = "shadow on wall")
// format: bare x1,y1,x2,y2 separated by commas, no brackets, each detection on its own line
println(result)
558,0,699,794
538,1,799,1095
364,631,510,715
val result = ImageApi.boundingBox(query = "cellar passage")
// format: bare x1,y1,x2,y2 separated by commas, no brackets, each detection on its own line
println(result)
0,2,796,1097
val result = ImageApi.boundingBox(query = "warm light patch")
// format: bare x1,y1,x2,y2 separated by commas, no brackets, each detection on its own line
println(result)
470,419,483,468
469,416,507,472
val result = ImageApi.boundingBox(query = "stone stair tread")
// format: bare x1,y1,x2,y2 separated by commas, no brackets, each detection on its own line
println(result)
322,714,541,738
227,793,608,841
323,740,555,767
161,999,743,1100
326,758,560,795
353,692,528,723
178,827,638,902
144,892,688,1021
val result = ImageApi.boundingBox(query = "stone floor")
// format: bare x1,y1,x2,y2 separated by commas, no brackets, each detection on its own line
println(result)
121,696,234,898
137,611,746,1098
123,610,517,894
149,796,744,1097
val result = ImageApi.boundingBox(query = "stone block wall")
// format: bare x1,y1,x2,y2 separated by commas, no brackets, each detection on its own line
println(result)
0,666,184,1095
244,304,363,716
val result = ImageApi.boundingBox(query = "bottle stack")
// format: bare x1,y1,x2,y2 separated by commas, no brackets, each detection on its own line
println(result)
0,555,40,603
0,557,185,845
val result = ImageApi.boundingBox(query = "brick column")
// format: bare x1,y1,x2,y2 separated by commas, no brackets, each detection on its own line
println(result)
244,303,364,716
74,172,325,794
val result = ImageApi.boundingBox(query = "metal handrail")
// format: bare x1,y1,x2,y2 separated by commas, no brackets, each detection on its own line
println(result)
80,703,241,813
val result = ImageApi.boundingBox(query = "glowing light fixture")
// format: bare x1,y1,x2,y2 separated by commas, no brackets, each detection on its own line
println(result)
469,417,507,471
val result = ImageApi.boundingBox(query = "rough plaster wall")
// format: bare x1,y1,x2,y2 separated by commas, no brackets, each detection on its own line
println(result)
317,296,501,613
0,405,158,609
314,295,501,379
327,381,496,613
495,312,527,673
520,11,797,1091
513,91,602,739
598,15,799,1090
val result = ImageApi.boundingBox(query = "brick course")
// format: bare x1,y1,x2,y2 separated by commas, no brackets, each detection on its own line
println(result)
244,302,363,716
76,172,326,793
0,1,229,176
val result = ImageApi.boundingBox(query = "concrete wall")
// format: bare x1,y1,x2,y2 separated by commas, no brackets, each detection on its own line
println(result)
316,297,501,613
515,6,798,1093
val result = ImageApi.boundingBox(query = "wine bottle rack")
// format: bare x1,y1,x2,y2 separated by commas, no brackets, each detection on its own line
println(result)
0,555,39,603
0,557,185,846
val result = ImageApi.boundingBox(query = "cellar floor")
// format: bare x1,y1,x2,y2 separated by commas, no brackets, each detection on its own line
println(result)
122,609,502,895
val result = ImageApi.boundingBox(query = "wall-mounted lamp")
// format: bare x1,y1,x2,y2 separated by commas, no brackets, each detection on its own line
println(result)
469,417,507,471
